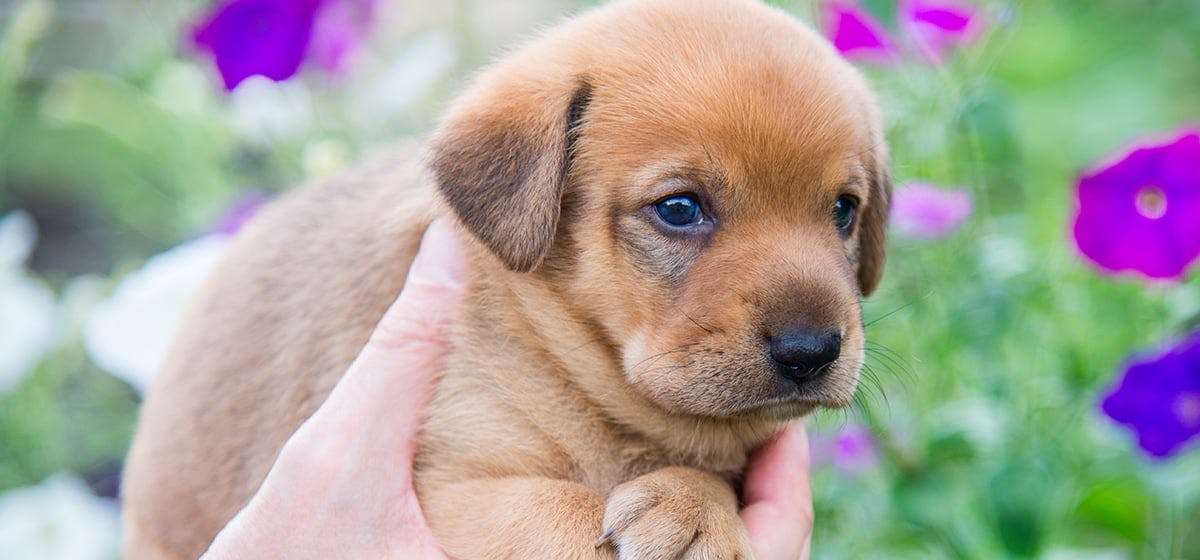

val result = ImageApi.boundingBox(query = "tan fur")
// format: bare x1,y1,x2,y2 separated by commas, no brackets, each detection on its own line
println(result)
121,1,889,558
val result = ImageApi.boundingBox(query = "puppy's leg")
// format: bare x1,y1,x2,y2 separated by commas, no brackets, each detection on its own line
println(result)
600,467,753,560
421,477,613,560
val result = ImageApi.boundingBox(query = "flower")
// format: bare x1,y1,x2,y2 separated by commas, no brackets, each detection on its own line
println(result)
347,30,459,131
0,475,119,560
191,0,374,91
1073,130,1200,280
891,182,972,239
0,211,57,394
308,0,376,77
226,76,314,145
84,194,268,392
192,0,321,90
811,423,880,473
1100,332,1200,459
83,235,230,393
208,193,268,236
824,1,896,64
832,424,880,472
899,0,983,64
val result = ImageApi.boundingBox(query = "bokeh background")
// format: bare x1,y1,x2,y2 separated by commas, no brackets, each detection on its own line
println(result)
1,0,1199,558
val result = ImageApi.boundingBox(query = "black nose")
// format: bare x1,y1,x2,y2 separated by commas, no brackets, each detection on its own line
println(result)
768,330,842,381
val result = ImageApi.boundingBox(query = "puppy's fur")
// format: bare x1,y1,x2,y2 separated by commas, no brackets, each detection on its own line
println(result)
122,0,890,558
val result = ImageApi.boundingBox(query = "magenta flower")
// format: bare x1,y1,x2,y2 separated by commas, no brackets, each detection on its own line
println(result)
308,0,375,77
832,424,879,472
1073,130,1200,280
192,0,320,90
191,0,373,90
824,1,896,64
1101,332,1200,459
891,182,972,239
899,0,983,64
811,423,880,473
208,194,268,236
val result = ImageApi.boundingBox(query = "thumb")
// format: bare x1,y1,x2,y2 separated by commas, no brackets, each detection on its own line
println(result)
318,219,466,424
368,218,467,352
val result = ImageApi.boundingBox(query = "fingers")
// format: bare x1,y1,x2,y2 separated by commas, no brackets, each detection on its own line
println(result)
307,219,466,439
368,218,467,352
740,422,814,560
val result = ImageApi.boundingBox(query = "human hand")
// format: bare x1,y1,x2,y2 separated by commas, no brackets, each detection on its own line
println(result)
202,219,813,560
202,219,463,559
741,423,814,560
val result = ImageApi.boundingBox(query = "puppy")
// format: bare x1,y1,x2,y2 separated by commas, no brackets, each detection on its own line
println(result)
121,0,890,558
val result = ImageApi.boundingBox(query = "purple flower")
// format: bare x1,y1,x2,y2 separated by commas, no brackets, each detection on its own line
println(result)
208,193,268,236
1073,130,1200,280
191,0,373,91
1101,333,1200,459
811,423,879,473
192,0,320,90
824,1,896,64
899,0,983,64
832,424,879,472
891,182,972,239
308,0,375,77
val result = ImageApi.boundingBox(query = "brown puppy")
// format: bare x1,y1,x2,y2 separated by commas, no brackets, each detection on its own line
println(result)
121,0,890,558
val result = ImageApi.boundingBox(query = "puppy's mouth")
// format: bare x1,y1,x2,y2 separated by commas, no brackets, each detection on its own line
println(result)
625,351,861,420
724,364,860,419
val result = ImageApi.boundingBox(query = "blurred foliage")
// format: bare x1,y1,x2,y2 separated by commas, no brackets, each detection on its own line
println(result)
1,0,1199,558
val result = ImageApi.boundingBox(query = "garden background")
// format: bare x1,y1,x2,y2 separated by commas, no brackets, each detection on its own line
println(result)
1,0,1198,558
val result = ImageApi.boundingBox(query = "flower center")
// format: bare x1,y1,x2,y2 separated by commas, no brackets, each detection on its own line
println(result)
1174,393,1200,428
1135,185,1168,219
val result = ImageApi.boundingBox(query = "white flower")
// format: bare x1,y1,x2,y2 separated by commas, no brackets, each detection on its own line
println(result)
302,137,352,179
83,235,230,393
0,211,57,394
348,30,458,131
226,76,313,147
0,475,119,560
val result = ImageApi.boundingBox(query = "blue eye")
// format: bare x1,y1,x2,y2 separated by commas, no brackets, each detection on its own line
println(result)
653,195,703,227
833,195,858,234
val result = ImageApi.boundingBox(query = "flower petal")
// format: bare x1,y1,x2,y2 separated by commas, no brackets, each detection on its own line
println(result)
824,1,897,64
0,475,119,560
308,0,375,77
1073,129,1200,280
891,182,972,239
84,236,230,393
1100,334,1200,459
191,0,321,90
899,0,984,63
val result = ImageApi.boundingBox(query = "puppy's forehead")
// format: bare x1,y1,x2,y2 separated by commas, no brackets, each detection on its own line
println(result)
581,0,876,207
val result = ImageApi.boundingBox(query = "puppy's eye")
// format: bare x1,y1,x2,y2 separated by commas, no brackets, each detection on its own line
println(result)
833,195,858,235
653,195,704,227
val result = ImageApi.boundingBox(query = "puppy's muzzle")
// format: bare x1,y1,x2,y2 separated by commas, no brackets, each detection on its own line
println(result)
767,329,842,384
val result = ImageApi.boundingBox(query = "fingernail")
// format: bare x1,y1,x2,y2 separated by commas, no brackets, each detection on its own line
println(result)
407,219,466,289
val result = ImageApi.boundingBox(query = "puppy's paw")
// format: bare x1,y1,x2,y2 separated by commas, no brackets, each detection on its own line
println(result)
598,467,752,560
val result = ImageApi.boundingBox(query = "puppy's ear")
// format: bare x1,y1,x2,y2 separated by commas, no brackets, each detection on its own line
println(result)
858,145,891,296
429,73,591,272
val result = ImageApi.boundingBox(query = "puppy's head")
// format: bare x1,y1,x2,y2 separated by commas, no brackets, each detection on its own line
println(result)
430,0,890,420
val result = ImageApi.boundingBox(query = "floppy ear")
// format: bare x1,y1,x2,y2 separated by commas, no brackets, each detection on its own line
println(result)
428,72,591,273
858,144,891,296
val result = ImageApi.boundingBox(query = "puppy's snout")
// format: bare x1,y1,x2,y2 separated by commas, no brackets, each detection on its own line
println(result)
768,329,842,382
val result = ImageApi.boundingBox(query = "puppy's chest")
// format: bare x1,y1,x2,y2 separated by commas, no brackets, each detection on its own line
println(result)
574,433,741,495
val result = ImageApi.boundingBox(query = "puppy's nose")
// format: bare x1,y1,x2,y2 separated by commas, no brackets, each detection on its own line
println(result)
768,330,841,381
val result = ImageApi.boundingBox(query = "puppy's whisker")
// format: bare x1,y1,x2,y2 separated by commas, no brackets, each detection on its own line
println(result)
856,364,890,411
864,344,916,385
863,299,920,329
628,342,697,372
681,311,717,336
